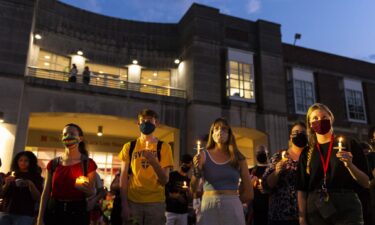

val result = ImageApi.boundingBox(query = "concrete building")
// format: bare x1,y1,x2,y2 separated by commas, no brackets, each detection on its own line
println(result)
1,0,374,186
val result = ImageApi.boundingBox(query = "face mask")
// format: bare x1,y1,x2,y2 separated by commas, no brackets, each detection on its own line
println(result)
256,153,268,164
62,135,80,148
212,130,229,144
292,132,308,148
140,121,156,135
311,119,331,135
181,165,191,173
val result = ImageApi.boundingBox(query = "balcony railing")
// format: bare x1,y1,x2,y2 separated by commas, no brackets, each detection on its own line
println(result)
27,67,186,98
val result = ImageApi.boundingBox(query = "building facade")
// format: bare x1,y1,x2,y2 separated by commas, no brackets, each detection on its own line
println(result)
1,0,374,186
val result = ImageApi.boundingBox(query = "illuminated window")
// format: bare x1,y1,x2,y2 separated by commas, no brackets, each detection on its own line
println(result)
226,48,255,102
85,62,127,80
140,70,171,96
37,50,70,72
344,79,367,123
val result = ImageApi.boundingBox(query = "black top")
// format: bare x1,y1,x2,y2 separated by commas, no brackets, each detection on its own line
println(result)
249,165,269,212
1,172,43,216
297,138,370,192
367,152,375,172
165,171,190,214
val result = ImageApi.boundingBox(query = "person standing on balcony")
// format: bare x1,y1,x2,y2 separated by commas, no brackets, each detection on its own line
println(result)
69,64,78,83
82,66,91,85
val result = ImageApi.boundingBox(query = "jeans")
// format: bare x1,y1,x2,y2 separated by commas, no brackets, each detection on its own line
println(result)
0,212,34,225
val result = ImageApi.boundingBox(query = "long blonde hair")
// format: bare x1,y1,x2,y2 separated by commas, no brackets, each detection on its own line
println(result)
305,103,335,174
206,118,244,168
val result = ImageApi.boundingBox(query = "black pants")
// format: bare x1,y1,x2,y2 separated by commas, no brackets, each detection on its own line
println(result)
306,191,364,225
44,198,89,225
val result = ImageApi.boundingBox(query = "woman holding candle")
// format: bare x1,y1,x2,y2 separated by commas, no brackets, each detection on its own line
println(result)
0,151,43,225
37,123,97,225
262,121,308,225
191,117,254,225
297,103,370,225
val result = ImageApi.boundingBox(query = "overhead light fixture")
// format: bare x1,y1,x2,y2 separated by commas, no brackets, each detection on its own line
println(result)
44,55,50,59
77,50,84,56
132,59,138,65
153,72,157,77
99,71,103,74
0,112,4,123
148,79,152,82
34,34,42,40
97,126,103,137
174,59,180,64
44,62,50,66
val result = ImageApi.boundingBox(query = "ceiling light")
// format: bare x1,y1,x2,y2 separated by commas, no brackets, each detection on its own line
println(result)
99,71,103,74
34,34,42,40
97,126,103,137
153,72,157,77
132,60,138,65
44,55,50,59
148,79,152,82
77,50,83,56
44,62,50,66
174,59,180,64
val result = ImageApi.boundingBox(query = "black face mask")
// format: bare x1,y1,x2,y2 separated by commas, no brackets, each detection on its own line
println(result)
140,121,156,135
181,165,191,173
256,153,268,164
292,132,308,148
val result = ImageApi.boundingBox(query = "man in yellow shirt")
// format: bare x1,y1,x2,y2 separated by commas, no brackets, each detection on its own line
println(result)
119,109,173,225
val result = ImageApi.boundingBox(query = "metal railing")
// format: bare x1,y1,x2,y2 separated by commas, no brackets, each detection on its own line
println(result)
27,67,186,98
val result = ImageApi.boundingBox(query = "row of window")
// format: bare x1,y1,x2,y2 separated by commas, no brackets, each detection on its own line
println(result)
287,68,367,123
36,49,368,123
35,50,172,88
225,50,368,123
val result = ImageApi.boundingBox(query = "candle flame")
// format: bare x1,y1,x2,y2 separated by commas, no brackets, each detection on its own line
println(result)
339,137,343,142
282,151,287,159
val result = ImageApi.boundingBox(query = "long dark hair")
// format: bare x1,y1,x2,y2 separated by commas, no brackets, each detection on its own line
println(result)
11,151,39,174
206,118,244,168
64,123,88,156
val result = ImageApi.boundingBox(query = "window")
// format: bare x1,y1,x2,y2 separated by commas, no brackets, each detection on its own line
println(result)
140,70,171,96
291,68,315,114
37,50,70,72
85,62,127,80
227,48,255,102
344,79,367,123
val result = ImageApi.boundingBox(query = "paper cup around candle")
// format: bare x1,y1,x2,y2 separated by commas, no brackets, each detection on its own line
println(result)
75,176,89,185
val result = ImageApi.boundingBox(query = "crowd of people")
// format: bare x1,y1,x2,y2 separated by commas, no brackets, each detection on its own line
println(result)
0,104,374,225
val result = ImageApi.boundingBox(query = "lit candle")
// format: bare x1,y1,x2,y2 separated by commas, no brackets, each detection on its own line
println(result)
145,141,149,150
197,140,201,154
338,137,343,152
75,176,89,185
282,151,287,160
10,171,15,177
258,179,262,184
182,181,188,189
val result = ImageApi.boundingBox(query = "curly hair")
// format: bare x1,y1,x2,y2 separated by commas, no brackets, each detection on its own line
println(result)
11,151,39,174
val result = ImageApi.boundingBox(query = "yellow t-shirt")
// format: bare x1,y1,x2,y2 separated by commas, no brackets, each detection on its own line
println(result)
118,138,174,203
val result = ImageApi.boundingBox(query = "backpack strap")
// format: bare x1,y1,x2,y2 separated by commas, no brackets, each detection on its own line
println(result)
50,157,61,176
156,141,163,161
128,140,137,175
81,154,89,176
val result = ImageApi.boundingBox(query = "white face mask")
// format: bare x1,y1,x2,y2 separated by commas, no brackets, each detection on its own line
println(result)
212,130,229,144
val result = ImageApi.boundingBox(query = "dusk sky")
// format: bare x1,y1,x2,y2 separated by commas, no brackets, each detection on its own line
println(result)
60,0,375,63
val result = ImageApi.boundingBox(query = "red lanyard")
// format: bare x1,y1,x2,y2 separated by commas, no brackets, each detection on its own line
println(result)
316,135,334,180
